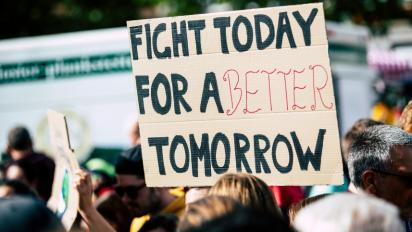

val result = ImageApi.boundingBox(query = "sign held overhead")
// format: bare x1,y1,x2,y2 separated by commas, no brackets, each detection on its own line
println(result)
127,3,343,187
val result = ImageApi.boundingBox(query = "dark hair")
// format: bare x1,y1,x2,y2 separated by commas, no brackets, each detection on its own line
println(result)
6,153,55,201
7,126,32,151
0,179,37,198
183,205,293,232
8,158,36,183
0,197,64,232
115,145,144,178
140,214,178,232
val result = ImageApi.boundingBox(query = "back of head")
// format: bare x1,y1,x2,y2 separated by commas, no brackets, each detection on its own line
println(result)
342,118,383,161
7,126,32,152
294,193,405,232
179,195,241,232
208,173,281,218
183,203,293,232
348,124,412,187
0,179,37,198
115,145,144,178
0,196,64,232
6,153,55,201
288,193,329,225
399,100,412,135
7,158,36,183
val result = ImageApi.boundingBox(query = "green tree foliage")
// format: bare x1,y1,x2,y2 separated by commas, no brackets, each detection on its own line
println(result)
0,0,410,39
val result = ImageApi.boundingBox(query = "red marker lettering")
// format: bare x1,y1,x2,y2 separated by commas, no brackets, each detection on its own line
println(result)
261,68,277,111
243,70,262,114
292,68,307,110
310,65,333,111
277,69,292,111
223,69,242,116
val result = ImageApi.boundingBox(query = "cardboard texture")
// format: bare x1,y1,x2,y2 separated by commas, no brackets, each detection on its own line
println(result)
127,3,343,187
47,110,80,231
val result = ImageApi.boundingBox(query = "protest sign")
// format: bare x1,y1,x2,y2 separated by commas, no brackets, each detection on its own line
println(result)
47,110,79,231
127,3,343,186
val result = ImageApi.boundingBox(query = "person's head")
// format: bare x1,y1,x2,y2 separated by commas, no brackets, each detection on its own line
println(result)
0,196,65,232
399,100,412,135
348,124,412,218
288,194,329,225
115,145,173,217
342,118,383,162
5,158,36,187
85,158,115,196
185,187,210,206
0,179,37,198
94,192,133,232
5,154,54,201
140,214,178,232
6,126,33,160
179,195,241,231
181,198,293,232
294,193,405,232
208,173,281,218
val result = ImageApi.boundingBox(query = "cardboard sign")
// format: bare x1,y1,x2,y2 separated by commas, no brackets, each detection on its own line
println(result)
47,110,80,231
127,3,343,187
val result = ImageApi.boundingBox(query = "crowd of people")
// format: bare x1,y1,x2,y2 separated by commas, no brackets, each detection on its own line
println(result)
0,101,412,232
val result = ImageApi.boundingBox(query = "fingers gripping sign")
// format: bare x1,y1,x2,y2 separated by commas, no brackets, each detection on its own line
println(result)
74,170,93,212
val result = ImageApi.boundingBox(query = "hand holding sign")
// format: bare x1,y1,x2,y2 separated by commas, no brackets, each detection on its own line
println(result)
74,170,93,214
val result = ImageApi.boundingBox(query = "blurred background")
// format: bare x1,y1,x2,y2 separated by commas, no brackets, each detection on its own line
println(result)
1,0,412,164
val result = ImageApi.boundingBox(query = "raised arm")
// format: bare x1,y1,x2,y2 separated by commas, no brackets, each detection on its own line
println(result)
74,170,116,232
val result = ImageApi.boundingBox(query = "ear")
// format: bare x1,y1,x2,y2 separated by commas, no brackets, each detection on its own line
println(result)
361,170,378,195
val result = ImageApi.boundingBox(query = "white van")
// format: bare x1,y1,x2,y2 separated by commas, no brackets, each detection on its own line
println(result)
0,27,137,161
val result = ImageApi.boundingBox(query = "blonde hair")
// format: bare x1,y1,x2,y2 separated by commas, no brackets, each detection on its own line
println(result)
208,173,281,218
399,100,412,135
178,195,240,231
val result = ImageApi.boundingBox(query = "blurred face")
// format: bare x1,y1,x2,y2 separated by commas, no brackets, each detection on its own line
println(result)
374,146,412,219
90,173,104,192
115,174,161,217
0,185,13,198
6,165,27,184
